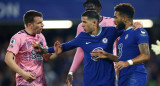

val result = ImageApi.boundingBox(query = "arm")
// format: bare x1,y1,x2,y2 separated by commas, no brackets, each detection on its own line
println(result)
132,43,150,64
69,47,84,72
115,43,150,70
5,51,35,82
90,50,119,62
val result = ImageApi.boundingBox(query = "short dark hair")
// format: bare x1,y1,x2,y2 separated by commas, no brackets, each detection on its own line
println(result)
82,10,100,23
23,10,43,26
114,3,135,18
83,0,102,8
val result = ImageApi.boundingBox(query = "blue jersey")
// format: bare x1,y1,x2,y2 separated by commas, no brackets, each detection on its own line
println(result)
61,27,121,86
118,27,149,77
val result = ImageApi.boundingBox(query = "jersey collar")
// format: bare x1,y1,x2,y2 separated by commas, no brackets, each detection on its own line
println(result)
125,26,133,31
89,27,102,37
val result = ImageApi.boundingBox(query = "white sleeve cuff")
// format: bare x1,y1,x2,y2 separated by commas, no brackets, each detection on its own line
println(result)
68,72,73,75
127,60,133,66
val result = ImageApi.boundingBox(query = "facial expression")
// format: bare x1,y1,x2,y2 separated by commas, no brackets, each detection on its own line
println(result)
81,16,94,34
31,16,44,34
114,11,125,30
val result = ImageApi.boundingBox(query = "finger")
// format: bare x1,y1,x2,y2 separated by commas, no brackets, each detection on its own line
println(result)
90,52,98,56
29,74,36,80
94,57,100,60
91,50,98,53
156,40,160,46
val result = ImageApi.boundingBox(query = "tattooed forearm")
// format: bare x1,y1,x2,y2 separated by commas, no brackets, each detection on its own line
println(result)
139,43,150,55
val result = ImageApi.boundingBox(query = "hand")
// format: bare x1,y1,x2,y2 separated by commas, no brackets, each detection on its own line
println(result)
151,40,160,55
114,61,129,70
90,50,109,60
21,71,36,82
54,41,62,55
133,22,143,30
32,41,42,53
66,74,73,86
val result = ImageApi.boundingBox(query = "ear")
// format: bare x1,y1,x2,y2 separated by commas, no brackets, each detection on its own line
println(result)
27,23,32,28
93,20,98,26
123,16,128,22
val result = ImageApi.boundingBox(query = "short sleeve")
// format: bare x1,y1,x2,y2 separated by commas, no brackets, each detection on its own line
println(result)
135,28,149,44
7,34,21,55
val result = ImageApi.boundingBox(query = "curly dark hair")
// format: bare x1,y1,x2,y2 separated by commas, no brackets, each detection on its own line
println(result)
114,3,135,18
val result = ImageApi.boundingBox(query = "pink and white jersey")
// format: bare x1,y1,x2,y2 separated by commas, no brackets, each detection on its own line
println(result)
7,30,47,86
77,16,117,55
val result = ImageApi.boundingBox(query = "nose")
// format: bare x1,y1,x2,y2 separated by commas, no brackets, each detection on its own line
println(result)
42,23,44,27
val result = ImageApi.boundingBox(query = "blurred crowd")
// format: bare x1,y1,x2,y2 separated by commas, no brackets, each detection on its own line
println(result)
0,22,160,86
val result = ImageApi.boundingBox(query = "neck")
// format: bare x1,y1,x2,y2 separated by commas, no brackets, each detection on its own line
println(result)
25,27,35,35
92,26,100,36
125,20,133,30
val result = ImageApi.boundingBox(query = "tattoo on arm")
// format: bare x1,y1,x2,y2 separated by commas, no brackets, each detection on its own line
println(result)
139,43,150,55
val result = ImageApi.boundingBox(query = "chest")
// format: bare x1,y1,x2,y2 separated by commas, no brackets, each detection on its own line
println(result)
20,35,44,51
81,35,115,53
118,32,137,48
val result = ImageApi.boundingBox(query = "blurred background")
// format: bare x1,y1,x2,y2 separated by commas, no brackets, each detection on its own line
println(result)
0,0,160,86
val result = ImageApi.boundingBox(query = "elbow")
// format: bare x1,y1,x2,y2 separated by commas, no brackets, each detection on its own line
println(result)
144,55,150,62
146,55,150,61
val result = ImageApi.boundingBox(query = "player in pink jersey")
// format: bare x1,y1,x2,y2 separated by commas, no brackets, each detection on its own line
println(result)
5,10,57,86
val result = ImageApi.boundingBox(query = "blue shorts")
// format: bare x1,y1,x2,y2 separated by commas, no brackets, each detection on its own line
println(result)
118,72,147,86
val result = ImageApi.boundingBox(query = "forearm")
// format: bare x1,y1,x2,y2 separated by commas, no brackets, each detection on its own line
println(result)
131,43,150,65
5,52,24,75
108,53,119,62
43,53,58,61
131,54,150,65
69,47,84,72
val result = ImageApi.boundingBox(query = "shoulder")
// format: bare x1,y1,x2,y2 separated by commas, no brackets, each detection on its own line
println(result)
102,26,116,31
134,28,148,34
12,30,26,39
102,16,114,21
100,16,115,27
77,23,84,35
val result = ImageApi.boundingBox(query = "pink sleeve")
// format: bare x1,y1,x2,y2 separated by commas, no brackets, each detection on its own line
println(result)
69,47,84,72
107,18,116,26
69,23,85,72
7,34,21,55
76,23,84,36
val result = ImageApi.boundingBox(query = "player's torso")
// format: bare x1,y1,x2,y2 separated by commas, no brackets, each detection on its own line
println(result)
80,27,117,62
9,30,46,85
118,29,147,77
15,30,45,68
78,27,117,85
118,29,140,61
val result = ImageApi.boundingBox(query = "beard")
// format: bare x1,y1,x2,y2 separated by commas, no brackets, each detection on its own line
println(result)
116,21,125,30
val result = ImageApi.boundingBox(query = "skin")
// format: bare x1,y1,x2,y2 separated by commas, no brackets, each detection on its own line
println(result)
91,11,150,71
5,16,44,82
81,16,99,36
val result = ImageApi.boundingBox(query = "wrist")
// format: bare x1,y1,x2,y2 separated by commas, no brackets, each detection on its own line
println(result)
127,59,133,66
68,71,73,75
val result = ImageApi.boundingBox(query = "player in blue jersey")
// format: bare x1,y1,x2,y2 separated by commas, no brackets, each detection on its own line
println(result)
90,3,150,86
33,11,122,86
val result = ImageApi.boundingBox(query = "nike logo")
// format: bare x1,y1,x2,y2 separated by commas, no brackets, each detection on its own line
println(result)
141,31,145,34
86,42,91,44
